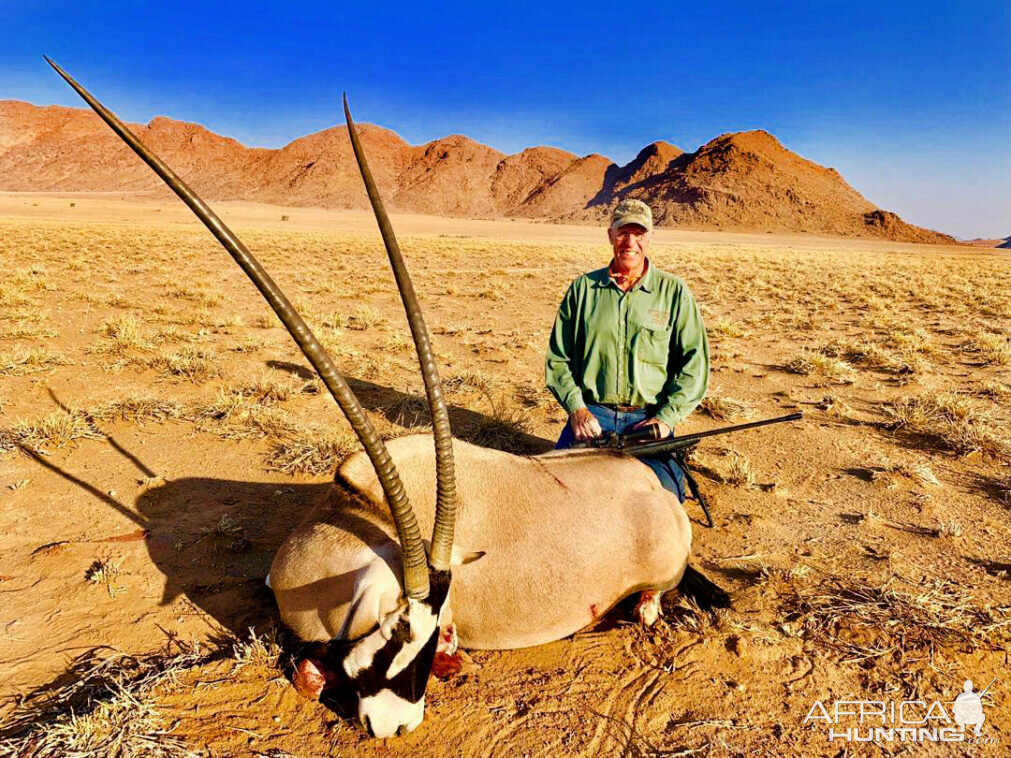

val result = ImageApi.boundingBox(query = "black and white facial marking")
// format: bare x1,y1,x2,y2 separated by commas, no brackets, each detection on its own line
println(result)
337,571,451,738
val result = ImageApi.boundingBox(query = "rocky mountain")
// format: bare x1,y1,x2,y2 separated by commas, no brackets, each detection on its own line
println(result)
0,100,956,243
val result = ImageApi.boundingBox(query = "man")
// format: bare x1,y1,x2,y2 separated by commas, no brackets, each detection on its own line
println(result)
546,199,709,502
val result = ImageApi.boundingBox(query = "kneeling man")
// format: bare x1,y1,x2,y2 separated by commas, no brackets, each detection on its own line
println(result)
545,199,709,501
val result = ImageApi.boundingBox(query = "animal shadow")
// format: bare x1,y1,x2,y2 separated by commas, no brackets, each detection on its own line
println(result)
267,360,555,454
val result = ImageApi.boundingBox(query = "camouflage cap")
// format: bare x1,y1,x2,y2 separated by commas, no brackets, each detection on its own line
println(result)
610,199,653,232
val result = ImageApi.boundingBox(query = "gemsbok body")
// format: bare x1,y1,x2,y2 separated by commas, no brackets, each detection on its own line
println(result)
49,58,714,739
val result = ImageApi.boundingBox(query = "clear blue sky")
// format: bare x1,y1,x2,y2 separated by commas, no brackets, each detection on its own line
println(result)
2,1,1009,238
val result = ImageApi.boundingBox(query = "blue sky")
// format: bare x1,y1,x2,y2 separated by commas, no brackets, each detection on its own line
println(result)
2,1,1009,238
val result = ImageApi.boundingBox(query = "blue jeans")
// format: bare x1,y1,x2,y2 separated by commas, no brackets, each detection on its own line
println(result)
555,404,687,503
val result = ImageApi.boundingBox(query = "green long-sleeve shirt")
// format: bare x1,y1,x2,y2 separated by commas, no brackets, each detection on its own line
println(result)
545,262,710,429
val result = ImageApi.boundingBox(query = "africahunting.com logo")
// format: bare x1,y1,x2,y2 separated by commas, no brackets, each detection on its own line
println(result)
804,677,998,745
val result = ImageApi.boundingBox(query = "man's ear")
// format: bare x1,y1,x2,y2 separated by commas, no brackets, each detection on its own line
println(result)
607,226,616,245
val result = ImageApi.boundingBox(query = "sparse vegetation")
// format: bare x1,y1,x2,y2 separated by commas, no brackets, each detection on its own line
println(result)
776,573,1009,661
345,304,386,331
969,332,1011,366
0,346,69,376
722,451,755,488
1,211,1009,756
710,317,749,339
883,392,1010,460
699,393,755,422
143,347,222,382
0,318,58,340
3,410,104,454
996,469,1011,504
87,394,185,424
869,458,941,487
784,349,854,383
231,625,284,670
85,557,125,598
466,396,534,453
267,429,359,475
0,631,274,758
90,314,156,358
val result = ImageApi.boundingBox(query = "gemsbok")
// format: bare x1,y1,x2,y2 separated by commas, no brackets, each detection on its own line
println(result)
48,57,725,739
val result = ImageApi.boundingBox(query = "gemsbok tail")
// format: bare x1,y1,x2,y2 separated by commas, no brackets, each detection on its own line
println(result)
678,565,732,611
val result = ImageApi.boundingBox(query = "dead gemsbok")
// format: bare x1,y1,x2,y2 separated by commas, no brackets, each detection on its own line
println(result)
48,58,727,739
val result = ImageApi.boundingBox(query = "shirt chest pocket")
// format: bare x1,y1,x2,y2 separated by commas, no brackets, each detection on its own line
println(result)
635,324,672,367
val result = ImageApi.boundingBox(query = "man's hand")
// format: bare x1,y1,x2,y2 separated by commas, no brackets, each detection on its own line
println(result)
630,417,671,439
569,408,603,441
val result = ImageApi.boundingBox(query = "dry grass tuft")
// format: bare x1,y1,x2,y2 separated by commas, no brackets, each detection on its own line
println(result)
4,410,104,454
198,515,250,553
710,318,749,339
267,429,359,475
0,318,58,340
870,459,941,488
995,469,1011,504
936,519,963,538
194,382,300,440
85,557,125,598
882,393,1010,460
168,284,223,308
0,346,69,376
785,349,855,383
699,394,755,422
344,305,386,331
0,643,215,757
823,337,929,377
444,371,493,394
384,393,431,429
777,574,1010,662
144,347,222,382
514,383,556,411
723,452,755,488
968,333,1011,366
466,396,534,453
964,380,1011,403
88,394,185,424
93,315,155,354
212,376,297,408
0,282,33,308
381,334,413,354
815,393,856,419
231,625,284,670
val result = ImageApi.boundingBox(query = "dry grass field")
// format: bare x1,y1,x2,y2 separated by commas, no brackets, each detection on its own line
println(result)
0,194,1009,756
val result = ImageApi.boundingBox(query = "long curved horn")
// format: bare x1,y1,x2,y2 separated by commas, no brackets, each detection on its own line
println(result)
45,57,431,599
343,96,458,572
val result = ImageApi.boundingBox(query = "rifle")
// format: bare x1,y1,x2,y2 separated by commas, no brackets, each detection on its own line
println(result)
572,412,803,528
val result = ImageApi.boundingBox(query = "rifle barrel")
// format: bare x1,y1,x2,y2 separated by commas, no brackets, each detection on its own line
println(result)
621,412,803,458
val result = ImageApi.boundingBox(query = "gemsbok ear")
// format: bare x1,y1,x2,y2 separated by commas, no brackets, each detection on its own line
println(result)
422,541,485,566
379,601,410,641
452,549,486,566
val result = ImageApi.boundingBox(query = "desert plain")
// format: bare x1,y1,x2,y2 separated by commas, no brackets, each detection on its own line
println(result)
0,192,1009,756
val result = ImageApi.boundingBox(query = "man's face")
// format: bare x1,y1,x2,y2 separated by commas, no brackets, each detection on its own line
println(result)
608,223,651,273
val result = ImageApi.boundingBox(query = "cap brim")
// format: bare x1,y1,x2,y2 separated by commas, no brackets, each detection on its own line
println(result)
610,215,652,231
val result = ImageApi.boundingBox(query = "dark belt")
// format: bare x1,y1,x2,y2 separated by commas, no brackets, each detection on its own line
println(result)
598,403,645,412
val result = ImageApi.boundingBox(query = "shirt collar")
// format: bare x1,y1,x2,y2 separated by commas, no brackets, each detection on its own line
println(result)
598,258,655,293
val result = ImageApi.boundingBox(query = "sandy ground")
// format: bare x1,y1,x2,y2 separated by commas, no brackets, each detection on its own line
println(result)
0,193,1009,756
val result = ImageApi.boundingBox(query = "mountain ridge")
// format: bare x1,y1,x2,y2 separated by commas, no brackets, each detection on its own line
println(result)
0,100,956,243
